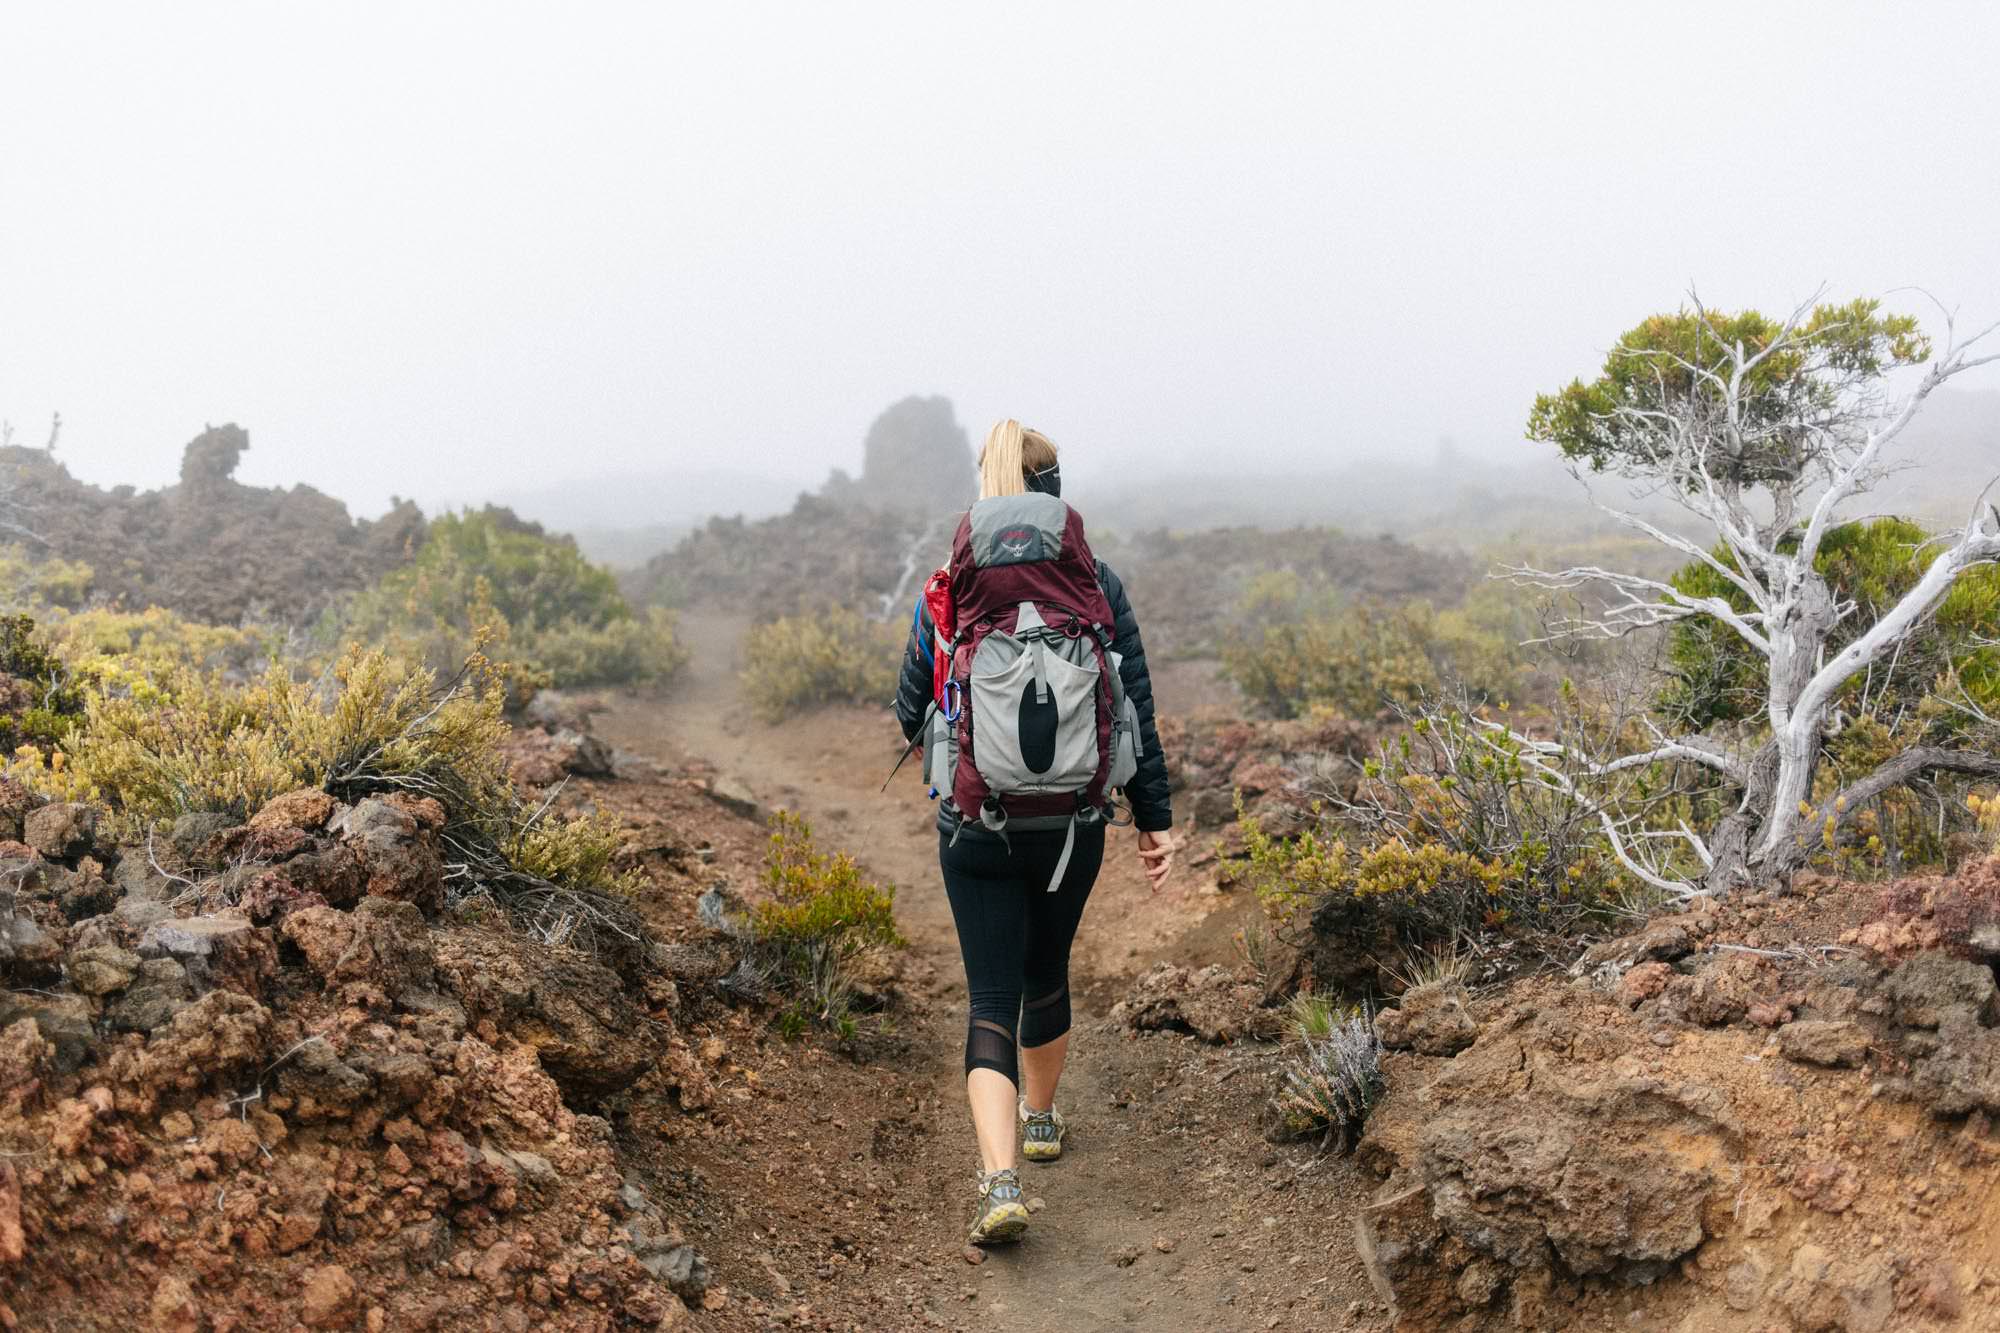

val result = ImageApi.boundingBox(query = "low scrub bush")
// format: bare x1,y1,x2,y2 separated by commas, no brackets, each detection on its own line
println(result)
1239,695,1656,959
11,630,645,951
44,606,282,684
1274,999,1383,1150
505,808,646,899
1224,598,1521,720
337,508,688,693
0,544,94,613
0,613,87,754
741,607,899,722
18,645,511,829
1974,792,2000,853
747,810,901,1035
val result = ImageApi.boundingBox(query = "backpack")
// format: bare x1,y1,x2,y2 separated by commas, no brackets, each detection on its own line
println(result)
914,493,1142,886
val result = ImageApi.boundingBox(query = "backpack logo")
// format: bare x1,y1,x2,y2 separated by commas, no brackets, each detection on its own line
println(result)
996,526,1039,561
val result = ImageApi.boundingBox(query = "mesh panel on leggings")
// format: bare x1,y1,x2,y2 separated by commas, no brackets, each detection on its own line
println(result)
1020,984,1071,1049
965,1017,1018,1085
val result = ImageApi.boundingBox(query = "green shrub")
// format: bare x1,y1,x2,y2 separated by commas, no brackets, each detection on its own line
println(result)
1223,599,1521,720
0,613,88,754
527,607,687,689
0,544,94,612
43,605,281,682
337,508,687,691
1239,698,1636,955
505,809,646,898
1662,517,2000,731
18,645,510,829
740,607,899,722
749,810,901,1035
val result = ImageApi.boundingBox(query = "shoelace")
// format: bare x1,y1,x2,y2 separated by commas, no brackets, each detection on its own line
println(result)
979,1168,1021,1199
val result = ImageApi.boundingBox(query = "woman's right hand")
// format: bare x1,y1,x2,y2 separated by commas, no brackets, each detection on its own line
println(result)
1136,828,1176,891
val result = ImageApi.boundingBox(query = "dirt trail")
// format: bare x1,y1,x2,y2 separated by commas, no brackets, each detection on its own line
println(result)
598,611,1380,1332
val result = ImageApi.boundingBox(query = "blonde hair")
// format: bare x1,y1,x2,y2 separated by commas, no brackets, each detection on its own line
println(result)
977,419,1059,499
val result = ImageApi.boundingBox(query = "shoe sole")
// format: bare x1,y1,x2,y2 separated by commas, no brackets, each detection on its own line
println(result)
1021,1141,1064,1163
970,1201,1030,1244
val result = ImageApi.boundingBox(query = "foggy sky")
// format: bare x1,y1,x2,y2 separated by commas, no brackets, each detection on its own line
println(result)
4,3,1998,521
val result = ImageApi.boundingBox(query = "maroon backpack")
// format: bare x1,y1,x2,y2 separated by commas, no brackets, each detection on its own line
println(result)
921,494,1140,879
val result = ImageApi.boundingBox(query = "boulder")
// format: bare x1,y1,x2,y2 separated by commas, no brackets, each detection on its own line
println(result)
138,915,276,996
1356,1000,1744,1319
705,776,761,822
45,858,117,923
1376,986,1479,1056
644,1244,711,1304
1573,922,1694,973
168,811,239,862
0,992,94,1071
0,842,45,895
109,853,183,905
0,776,37,843
283,897,438,1006
0,911,60,983
298,1264,358,1330
1777,1019,1872,1069
23,802,95,861
65,944,142,996
332,797,445,916
434,927,662,1104
105,958,193,1033
1108,962,1279,1043
1883,953,1997,1030
1906,1014,2000,1118
248,788,338,834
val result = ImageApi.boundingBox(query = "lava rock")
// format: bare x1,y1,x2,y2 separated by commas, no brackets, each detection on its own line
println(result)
332,796,445,916
1376,987,1480,1056
24,802,95,861
1776,1020,1871,1069
138,915,276,996
1884,953,1997,1030
105,958,193,1033
65,944,142,996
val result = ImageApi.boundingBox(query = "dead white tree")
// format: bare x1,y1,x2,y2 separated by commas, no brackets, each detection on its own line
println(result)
1502,291,2000,895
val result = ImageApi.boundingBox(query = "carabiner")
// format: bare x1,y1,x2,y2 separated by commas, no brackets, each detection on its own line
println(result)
942,678,963,723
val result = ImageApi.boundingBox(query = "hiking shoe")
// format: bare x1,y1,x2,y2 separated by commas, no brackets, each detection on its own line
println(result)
969,1167,1030,1244
1020,1098,1066,1163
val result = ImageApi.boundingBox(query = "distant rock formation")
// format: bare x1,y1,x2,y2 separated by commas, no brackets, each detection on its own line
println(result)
823,396,974,515
1,424,425,625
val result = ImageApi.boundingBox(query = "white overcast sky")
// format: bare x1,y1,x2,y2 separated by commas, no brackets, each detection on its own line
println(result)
3,2,1998,518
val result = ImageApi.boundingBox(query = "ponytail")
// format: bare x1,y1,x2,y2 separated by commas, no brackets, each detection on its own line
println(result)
977,419,1059,499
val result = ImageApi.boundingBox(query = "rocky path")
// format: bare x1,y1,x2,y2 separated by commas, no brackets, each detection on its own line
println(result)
596,611,1383,1332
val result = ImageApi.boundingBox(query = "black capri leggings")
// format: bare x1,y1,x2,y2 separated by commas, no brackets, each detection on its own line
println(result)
939,822,1106,1089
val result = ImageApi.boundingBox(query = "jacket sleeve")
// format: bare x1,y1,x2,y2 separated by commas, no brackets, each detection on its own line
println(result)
893,597,935,742
1097,560,1174,833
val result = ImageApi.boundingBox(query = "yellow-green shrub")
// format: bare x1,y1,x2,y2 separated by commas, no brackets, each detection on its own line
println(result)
16,645,509,831
335,508,686,692
750,810,901,1034
1974,792,2000,852
506,809,645,897
0,544,94,612
1224,600,1520,720
43,606,280,683
1238,701,1629,953
741,608,899,722
528,607,688,689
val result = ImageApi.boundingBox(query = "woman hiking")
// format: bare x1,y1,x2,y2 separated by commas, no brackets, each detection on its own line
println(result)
893,419,1176,1244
